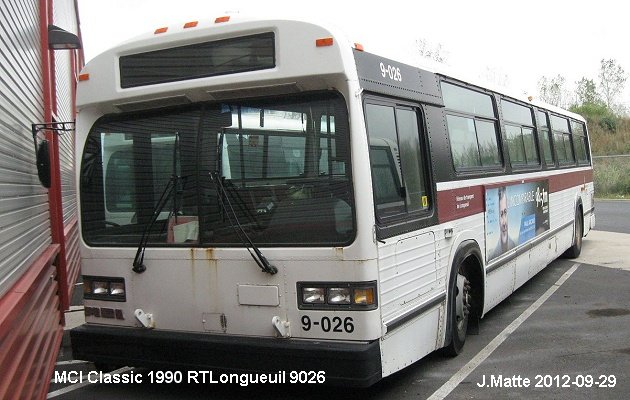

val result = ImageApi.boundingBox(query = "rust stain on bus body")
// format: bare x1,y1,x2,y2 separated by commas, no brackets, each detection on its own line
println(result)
335,247,344,260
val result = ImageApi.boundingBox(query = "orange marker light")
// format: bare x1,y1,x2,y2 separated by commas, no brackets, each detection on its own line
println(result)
78,73,89,82
215,16,230,23
354,43,364,51
183,21,198,29
315,37,334,47
154,27,168,34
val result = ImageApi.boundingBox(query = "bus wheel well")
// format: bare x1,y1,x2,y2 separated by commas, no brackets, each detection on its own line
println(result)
444,241,484,355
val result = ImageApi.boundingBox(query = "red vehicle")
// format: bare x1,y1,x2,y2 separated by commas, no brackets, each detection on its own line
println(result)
0,1,83,399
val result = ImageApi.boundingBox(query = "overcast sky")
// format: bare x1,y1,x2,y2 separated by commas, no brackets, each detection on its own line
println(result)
76,0,629,105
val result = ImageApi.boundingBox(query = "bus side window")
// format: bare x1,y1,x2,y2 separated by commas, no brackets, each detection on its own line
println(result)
571,120,590,165
396,108,428,213
501,100,539,167
365,102,430,221
366,104,405,218
441,82,502,171
537,110,555,167
550,115,575,165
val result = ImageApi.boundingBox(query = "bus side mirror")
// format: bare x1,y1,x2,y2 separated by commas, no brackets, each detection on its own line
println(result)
31,121,75,189
36,139,51,188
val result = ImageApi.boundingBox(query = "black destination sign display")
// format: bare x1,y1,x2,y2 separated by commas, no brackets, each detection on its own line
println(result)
120,32,276,89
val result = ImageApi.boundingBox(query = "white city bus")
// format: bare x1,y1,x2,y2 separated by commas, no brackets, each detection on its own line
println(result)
71,16,594,386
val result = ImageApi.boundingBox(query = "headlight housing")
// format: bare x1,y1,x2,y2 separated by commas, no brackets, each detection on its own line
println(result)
297,281,377,310
83,276,126,302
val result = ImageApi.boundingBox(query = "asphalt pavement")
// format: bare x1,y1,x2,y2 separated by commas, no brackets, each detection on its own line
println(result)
592,199,630,234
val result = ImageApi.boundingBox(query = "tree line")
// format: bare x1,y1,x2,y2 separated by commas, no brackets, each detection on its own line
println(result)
414,38,628,129
538,59,628,122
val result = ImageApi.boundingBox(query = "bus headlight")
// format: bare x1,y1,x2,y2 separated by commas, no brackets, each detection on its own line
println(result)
297,281,377,310
109,281,126,297
328,288,351,304
83,276,126,302
92,281,109,295
302,287,325,304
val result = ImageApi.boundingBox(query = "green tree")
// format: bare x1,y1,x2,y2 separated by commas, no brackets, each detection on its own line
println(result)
538,74,568,107
575,77,601,106
598,58,627,111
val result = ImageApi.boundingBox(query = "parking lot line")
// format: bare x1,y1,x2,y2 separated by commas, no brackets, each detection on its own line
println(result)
427,263,581,400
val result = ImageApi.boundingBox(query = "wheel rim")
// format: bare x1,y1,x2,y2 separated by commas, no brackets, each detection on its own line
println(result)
455,273,471,338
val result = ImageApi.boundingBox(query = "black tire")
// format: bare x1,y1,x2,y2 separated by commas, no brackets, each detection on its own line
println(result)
563,206,583,258
444,262,471,356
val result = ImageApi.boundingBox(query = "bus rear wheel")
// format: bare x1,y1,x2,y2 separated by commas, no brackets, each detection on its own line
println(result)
445,265,472,356
563,206,583,258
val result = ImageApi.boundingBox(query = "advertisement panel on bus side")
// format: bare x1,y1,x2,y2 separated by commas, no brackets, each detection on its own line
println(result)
485,181,550,262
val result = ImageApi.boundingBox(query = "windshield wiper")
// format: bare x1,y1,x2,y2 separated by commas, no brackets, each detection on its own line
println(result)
133,132,184,274
132,177,175,273
210,171,277,275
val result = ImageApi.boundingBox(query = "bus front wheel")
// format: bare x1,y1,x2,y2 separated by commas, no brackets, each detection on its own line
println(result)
445,263,472,356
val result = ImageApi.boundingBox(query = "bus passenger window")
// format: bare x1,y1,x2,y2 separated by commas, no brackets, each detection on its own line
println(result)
501,100,539,167
571,120,590,164
536,111,554,165
445,115,481,168
441,82,501,171
551,115,575,164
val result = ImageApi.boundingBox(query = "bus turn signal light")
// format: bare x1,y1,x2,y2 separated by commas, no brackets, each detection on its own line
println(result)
215,16,230,23
78,73,89,82
154,27,168,34
353,287,375,305
183,21,198,29
316,37,334,47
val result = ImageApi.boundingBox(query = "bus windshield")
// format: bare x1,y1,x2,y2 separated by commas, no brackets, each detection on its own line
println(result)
80,92,355,247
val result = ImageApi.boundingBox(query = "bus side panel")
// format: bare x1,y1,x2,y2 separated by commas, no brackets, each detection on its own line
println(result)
497,178,593,297
484,260,515,313
582,182,595,234
377,232,437,325
528,237,553,277
380,308,441,377
549,186,580,257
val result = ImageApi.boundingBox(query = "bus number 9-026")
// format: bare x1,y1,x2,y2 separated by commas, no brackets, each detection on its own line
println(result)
301,316,354,333
380,62,402,82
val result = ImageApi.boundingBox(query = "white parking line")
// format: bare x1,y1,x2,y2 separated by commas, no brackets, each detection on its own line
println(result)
55,360,89,366
427,263,580,400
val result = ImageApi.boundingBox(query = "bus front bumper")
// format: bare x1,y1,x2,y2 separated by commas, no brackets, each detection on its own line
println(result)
70,324,382,387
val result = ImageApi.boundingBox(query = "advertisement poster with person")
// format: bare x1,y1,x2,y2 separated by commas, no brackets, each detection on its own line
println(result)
485,181,550,262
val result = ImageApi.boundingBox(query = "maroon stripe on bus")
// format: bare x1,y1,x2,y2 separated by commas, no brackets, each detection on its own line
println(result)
437,169,593,223
549,168,593,192
436,186,485,223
